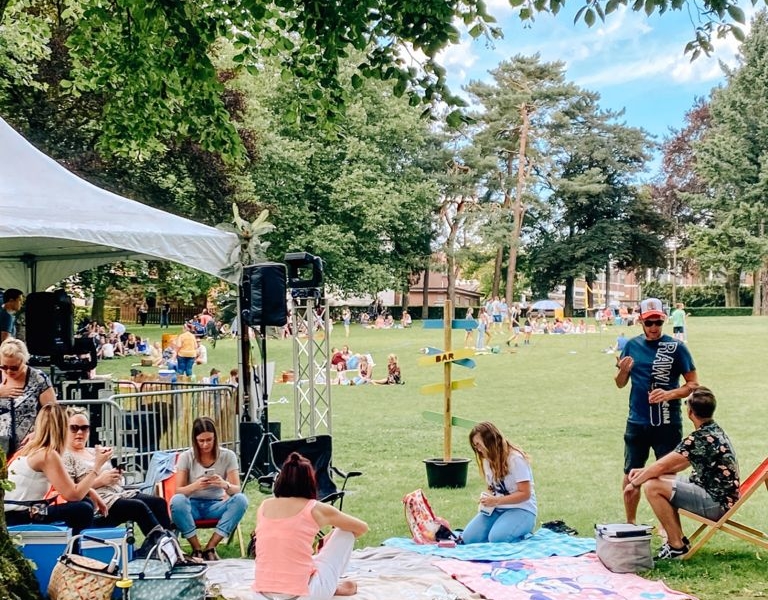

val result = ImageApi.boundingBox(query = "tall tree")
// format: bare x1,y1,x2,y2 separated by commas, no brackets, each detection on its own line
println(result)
464,55,580,307
527,92,666,314
650,99,712,303
692,11,768,309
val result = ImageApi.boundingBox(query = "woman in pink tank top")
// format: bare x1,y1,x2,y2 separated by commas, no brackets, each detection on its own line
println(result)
253,452,368,599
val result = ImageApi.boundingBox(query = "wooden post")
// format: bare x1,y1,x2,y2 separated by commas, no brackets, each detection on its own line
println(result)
443,299,452,461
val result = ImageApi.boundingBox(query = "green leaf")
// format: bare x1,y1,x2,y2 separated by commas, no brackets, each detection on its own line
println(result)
469,24,483,38
393,79,407,97
727,4,746,24
584,8,596,26
351,74,363,89
446,109,463,129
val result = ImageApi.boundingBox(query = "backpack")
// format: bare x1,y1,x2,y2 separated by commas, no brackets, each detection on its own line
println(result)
402,489,457,544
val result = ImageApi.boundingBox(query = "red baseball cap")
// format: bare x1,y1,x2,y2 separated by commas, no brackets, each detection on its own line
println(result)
639,298,665,320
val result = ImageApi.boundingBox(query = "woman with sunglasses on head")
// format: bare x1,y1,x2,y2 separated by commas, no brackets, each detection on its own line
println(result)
614,297,698,525
63,408,172,556
462,422,537,544
5,403,112,535
0,338,56,456
170,416,248,561
252,452,368,599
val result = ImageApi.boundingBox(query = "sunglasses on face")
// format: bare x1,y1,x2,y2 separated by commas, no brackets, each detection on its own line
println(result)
0,364,22,372
69,424,91,433
643,320,664,327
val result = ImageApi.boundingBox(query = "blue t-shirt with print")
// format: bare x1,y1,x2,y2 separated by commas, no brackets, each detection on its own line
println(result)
620,333,695,426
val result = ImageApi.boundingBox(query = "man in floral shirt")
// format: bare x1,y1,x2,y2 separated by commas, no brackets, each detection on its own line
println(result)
624,386,739,560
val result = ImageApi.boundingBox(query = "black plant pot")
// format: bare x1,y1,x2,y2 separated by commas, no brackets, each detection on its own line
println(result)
423,457,470,489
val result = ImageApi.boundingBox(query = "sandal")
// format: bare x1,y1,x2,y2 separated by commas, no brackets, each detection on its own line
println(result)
202,548,220,562
191,549,204,561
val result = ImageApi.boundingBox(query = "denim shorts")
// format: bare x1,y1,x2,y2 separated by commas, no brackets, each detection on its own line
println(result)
670,476,725,521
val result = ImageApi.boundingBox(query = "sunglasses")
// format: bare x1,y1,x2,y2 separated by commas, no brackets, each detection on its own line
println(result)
642,319,664,327
69,424,91,433
0,364,22,372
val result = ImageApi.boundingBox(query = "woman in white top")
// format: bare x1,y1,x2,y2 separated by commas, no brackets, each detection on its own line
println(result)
462,421,537,544
5,403,112,535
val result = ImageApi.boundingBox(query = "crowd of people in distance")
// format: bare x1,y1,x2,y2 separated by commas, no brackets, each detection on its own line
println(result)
328,346,402,386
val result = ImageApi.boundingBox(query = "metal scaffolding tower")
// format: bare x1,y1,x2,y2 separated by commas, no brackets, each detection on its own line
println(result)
290,295,332,437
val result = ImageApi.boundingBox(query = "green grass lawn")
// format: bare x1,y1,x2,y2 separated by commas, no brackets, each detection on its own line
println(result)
96,318,767,599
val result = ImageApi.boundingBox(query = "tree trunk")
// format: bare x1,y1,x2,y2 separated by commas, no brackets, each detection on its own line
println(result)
1,450,45,600
504,104,530,307
724,270,741,307
91,295,106,324
564,276,574,318
421,269,430,319
492,247,503,299
586,274,595,315
752,268,761,316
605,260,611,309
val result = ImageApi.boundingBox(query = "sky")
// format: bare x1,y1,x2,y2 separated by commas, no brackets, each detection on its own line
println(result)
437,2,758,172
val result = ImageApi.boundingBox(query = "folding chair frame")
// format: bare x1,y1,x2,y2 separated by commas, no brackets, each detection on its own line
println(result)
681,457,768,559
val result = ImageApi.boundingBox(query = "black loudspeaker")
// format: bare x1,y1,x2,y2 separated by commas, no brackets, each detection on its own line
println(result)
25,290,74,356
241,263,287,327
240,421,282,474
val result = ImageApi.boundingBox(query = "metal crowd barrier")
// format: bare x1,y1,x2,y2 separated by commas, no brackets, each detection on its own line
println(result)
60,383,239,478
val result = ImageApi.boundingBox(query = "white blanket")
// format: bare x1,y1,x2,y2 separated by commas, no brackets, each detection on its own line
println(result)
205,546,481,600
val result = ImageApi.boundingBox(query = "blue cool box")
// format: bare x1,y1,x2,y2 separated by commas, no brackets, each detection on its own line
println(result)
9,524,71,595
80,526,133,564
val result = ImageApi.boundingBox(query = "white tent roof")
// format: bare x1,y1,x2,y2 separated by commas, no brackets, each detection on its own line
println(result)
0,117,240,291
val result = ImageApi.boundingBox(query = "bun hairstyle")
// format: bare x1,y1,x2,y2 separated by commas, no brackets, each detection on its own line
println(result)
273,451,318,500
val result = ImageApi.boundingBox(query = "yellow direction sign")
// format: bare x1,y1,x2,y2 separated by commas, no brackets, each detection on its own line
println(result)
418,348,475,367
420,377,476,395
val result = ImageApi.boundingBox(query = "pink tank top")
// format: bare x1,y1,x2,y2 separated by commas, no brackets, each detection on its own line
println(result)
253,499,319,596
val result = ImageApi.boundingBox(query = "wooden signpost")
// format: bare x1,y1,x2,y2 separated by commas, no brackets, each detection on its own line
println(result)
419,300,477,462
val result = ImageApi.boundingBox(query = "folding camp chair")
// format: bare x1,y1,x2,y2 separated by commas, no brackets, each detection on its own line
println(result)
157,453,246,556
258,435,362,511
681,457,768,559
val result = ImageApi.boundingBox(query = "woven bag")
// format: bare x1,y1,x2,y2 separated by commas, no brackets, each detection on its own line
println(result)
48,535,120,600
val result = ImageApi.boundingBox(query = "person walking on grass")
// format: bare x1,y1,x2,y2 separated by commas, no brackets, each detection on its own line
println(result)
626,387,739,560
614,298,698,525
670,302,687,342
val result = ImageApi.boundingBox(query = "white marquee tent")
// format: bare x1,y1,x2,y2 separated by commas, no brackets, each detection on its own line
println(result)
0,117,240,292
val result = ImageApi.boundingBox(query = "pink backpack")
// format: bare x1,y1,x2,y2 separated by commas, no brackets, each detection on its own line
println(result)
403,489,456,544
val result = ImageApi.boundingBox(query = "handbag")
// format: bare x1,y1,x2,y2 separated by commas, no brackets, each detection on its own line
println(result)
595,523,654,573
48,534,121,600
128,532,208,600
4,496,59,522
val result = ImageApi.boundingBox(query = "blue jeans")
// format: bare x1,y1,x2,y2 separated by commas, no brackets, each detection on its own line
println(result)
170,493,248,539
176,356,195,377
462,507,536,544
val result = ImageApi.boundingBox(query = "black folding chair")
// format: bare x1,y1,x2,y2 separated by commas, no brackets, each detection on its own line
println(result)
257,435,362,511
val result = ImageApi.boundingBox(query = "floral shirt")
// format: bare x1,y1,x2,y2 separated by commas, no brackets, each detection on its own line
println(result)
0,367,52,454
675,421,740,510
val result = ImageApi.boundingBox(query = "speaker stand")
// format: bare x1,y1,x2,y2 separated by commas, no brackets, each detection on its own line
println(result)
241,326,279,493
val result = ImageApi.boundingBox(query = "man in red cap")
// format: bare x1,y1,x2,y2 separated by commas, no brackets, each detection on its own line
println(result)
614,298,698,525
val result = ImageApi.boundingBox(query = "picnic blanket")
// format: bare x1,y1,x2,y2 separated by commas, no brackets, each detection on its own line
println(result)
433,554,699,600
383,528,596,560
204,547,482,600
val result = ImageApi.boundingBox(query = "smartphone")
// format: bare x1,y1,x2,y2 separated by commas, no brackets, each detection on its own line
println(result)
203,468,216,477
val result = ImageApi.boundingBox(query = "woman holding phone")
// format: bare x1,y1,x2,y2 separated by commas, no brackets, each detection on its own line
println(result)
170,417,248,561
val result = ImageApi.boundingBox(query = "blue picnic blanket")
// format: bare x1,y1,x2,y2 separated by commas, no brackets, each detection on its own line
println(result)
382,528,595,561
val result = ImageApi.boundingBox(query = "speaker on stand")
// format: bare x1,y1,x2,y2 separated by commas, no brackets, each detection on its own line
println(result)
240,263,288,490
